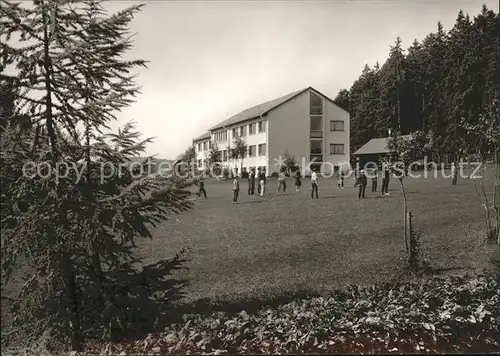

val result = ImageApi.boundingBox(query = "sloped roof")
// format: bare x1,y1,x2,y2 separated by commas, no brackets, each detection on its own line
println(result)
193,131,211,142
354,135,412,155
129,157,175,165
210,87,309,130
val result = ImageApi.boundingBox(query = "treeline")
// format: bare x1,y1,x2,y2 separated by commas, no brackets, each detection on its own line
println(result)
334,5,499,158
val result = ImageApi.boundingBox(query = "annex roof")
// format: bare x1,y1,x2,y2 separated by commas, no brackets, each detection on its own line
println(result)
353,135,412,155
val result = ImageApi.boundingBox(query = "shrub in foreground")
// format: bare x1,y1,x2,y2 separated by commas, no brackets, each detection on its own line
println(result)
81,274,499,355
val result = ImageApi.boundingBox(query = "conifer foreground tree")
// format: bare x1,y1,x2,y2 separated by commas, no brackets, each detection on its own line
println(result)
1,0,192,351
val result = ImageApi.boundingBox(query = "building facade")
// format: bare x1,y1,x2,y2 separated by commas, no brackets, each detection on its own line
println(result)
192,87,350,176
192,131,211,171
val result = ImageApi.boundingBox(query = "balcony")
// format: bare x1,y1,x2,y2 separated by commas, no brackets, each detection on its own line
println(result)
310,130,323,138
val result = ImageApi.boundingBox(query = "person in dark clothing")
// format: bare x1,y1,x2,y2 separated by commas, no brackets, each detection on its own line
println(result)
232,176,240,203
358,170,367,199
371,169,378,192
256,168,261,194
295,170,302,191
259,169,267,197
248,169,255,195
337,169,344,190
451,161,458,185
197,177,207,198
381,164,390,195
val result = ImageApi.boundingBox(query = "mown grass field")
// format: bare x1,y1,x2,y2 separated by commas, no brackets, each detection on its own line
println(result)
139,166,497,306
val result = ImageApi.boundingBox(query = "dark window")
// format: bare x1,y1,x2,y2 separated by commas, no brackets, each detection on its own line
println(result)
310,116,322,131
258,121,266,133
330,120,344,131
310,155,323,163
310,92,323,115
310,141,322,154
330,144,345,155
258,143,266,156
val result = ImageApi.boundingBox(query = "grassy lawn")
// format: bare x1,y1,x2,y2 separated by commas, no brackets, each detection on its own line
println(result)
139,167,497,306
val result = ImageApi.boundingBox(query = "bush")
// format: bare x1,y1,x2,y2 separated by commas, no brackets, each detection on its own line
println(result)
222,168,230,179
85,274,500,354
270,172,279,178
241,170,249,179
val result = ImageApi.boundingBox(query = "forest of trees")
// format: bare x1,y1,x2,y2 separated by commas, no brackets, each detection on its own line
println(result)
334,5,499,161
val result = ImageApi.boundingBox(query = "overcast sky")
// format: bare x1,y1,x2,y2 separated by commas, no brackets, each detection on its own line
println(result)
103,0,498,159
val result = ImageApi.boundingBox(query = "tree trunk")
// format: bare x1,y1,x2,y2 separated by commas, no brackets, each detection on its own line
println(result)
43,2,82,349
495,148,500,256
400,178,409,254
62,253,82,351
407,211,414,265
42,1,58,157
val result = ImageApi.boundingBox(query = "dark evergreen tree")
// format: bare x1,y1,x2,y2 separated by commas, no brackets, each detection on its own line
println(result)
337,6,499,159
333,88,350,112
1,0,192,351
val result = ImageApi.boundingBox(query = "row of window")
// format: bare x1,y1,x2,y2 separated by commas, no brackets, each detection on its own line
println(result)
218,144,267,160
214,131,228,144
198,118,343,151
248,144,266,157
231,120,267,139
197,144,267,165
197,142,340,167
310,117,345,131
212,120,267,144
310,142,345,155
197,141,211,152
309,145,344,166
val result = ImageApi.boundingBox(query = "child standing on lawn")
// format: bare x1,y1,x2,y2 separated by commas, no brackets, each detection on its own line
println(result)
358,170,367,199
256,168,261,195
197,176,207,198
311,170,319,199
248,168,255,195
371,169,378,192
295,170,302,192
337,169,344,190
451,161,458,185
381,163,390,195
232,176,240,204
277,171,287,192
259,168,266,197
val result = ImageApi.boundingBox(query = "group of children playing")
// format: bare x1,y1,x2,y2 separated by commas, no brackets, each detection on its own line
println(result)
199,161,460,203
353,166,391,199
198,166,392,203
197,166,394,203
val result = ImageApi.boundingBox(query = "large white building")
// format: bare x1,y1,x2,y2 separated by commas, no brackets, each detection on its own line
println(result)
192,86,350,176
